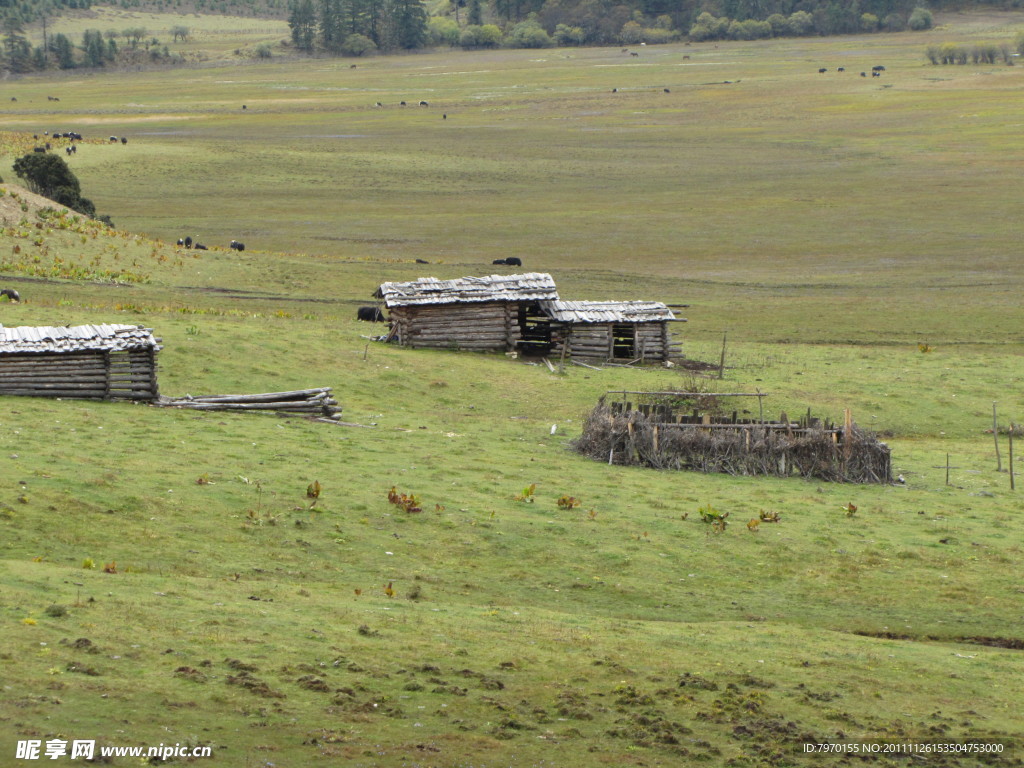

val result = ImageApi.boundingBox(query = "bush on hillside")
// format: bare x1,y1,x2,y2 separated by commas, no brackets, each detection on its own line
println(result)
12,153,96,218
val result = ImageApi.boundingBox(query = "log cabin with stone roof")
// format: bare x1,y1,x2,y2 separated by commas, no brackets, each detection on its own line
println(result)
539,300,684,363
0,324,161,400
375,273,560,353
374,273,684,363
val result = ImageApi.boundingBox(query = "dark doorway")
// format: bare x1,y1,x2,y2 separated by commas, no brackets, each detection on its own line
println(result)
611,324,635,359
517,303,552,356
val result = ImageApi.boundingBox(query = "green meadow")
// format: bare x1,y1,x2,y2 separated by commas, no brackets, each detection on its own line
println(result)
1,11,1023,766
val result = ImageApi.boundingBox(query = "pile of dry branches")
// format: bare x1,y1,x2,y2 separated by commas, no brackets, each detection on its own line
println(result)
574,404,891,484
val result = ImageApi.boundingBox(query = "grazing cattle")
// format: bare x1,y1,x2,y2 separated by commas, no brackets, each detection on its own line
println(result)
872,65,885,71
872,71,880,77
415,258,429,264
242,105,247,110
1,288,20,302
860,72,867,77
630,51,639,57
611,88,617,93
48,96,59,101
400,101,407,106
33,146,46,153
663,88,670,93
357,306,385,322
504,257,522,267
419,101,428,106
110,136,118,142
121,137,128,145
683,55,690,60
443,114,447,120
492,259,507,265
229,240,245,251
837,67,845,72
194,243,208,250
177,239,185,246
818,68,827,73
66,147,73,156
10,97,15,101
184,236,193,248
375,102,383,107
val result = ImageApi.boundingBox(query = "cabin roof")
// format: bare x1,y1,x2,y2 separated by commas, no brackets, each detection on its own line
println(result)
540,300,678,324
0,324,161,354
376,273,559,308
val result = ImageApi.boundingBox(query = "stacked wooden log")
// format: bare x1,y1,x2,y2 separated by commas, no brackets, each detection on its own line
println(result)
157,388,341,421
392,303,521,351
0,349,158,400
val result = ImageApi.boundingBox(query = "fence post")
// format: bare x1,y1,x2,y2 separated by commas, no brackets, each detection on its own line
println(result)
993,402,1002,471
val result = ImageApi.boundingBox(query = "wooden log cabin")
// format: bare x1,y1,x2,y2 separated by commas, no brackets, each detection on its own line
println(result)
375,273,560,353
0,324,161,401
539,300,683,364
374,273,683,363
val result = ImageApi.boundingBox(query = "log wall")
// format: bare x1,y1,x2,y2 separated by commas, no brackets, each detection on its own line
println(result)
0,349,159,401
552,322,680,362
391,302,521,352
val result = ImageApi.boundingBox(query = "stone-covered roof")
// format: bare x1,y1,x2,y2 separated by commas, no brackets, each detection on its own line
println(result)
376,273,559,308
539,300,679,324
0,324,161,354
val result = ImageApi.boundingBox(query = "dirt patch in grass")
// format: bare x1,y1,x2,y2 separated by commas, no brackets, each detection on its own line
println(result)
852,630,1024,649
0,183,70,226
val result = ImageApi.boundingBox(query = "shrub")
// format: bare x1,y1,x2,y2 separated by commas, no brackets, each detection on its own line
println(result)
882,13,906,32
553,24,585,45
690,12,730,41
254,43,273,58
507,19,553,48
620,20,643,45
787,11,813,36
460,24,502,48
728,19,771,40
428,17,460,46
766,14,787,36
908,7,933,31
340,33,376,57
860,13,879,32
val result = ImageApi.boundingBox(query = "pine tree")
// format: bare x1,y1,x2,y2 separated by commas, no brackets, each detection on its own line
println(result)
288,0,317,51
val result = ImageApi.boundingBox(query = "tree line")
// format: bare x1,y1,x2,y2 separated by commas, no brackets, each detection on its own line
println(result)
1,19,184,73
288,0,937,55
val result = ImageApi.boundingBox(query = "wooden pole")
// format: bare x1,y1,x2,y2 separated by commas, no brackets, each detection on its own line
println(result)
1010,431,1015,491
946,453,950,486
718,332,727,380
993,402,1002,471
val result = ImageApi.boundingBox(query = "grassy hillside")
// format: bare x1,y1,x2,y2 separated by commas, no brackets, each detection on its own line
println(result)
1,14,1023,767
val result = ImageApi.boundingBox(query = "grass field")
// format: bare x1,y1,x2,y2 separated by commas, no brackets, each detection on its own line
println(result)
1,12,1023,767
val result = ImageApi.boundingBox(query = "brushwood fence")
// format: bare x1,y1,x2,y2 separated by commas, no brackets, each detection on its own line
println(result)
574,395,891,484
